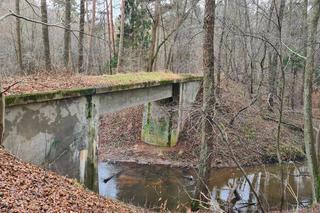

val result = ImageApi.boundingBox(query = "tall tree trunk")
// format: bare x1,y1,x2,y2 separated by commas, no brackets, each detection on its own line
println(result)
304,0,320,203
288,0,295,109
87,0,96,71
64,0,72,68
41,0,51,71
0,82,4,145
117,0,125,73
147,0,160,72
78,0,85,73
193,0,215,209
291,67,297,109
109,0,115,55
267,0,276,108
105,0,113,74
15,0,23,71
216,0,227,96
301,0,309,105
244,0,255,95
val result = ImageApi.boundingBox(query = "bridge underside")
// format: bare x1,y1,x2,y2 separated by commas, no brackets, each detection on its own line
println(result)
3,74,201,189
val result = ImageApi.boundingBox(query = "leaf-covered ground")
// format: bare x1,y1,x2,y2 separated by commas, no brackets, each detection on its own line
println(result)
0,148,146,212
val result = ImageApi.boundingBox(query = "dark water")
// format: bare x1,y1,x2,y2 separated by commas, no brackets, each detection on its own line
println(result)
98,162,312,212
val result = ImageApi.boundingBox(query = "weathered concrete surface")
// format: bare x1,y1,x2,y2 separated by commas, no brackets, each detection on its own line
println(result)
141,100,178,147
141,81,201,147
3,73,202,190
99,84,172,114
4,97,91,181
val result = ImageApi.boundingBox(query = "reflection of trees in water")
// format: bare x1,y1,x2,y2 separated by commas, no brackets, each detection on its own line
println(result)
210,165,312,211
103,164,311,211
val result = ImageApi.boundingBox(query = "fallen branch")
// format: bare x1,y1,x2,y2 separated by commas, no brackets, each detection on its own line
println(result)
261,115,303,132
229,97,257,126
103,171,123,183
1,81,22,95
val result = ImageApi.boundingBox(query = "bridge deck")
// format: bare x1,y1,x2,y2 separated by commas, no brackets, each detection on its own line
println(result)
4,72,202,106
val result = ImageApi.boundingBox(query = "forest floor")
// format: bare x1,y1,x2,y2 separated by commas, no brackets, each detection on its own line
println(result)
99,77,314,168
0,147,149,212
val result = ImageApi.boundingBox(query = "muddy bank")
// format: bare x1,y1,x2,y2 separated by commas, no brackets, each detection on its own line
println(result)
99,78,306,168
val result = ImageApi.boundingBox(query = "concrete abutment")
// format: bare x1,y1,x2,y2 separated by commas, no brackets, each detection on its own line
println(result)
3,76,202,190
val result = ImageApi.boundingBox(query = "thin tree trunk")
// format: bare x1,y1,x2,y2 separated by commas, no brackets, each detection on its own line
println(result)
244,0,255,95
105,0,113,74
64,0,72,68
87,0,96,71
147,0,160,72
274,1,287,210
15,0,23,71
291,67,297,109
117,0,125,73
78,0,85,73
193,0,215,209
267,0,277,108
301,0,309,105
0,82,4,145
216,0,227,96
109,0,115,55
41,0,51,71
304,0,320,203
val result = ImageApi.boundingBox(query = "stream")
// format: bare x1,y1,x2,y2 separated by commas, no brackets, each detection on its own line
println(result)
98,162,312,212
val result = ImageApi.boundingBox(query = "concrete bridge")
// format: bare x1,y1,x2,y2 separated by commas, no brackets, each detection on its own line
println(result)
3,72,202,189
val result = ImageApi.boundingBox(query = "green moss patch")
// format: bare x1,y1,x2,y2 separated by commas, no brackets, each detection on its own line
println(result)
5,72,202,106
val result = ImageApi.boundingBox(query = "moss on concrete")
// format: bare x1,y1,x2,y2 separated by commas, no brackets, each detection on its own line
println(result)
141,102,179,147
6,88,96,106
6,72,202,106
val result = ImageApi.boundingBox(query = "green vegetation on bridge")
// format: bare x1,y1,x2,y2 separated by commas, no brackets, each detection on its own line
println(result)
5,72,202,106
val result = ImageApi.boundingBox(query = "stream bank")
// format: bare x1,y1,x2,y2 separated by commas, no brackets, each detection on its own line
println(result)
99,78,306,169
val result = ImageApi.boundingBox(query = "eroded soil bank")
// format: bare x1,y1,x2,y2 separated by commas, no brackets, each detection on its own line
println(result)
99,78,308,168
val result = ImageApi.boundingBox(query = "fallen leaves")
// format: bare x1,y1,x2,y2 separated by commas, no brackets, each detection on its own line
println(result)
0,148,144,212
1,71,199,96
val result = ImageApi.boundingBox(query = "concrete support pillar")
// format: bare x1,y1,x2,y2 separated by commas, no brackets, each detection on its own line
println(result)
80,95,100,191
141,99,179,147
141,81,201,147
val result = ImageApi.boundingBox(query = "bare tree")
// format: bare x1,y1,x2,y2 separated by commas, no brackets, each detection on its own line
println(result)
194,0,215,208
41,0,52,71
15,0,23,71
216,0,227,95
64,0,72,68
109,0,115,55
117,0,125,73
87,0,97,71
304,0,320,203
78,0,85,73
301,0,309,105
147,0,161,72
105,0,113,74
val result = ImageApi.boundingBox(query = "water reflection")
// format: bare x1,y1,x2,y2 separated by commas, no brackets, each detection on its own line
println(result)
98,162,312,212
